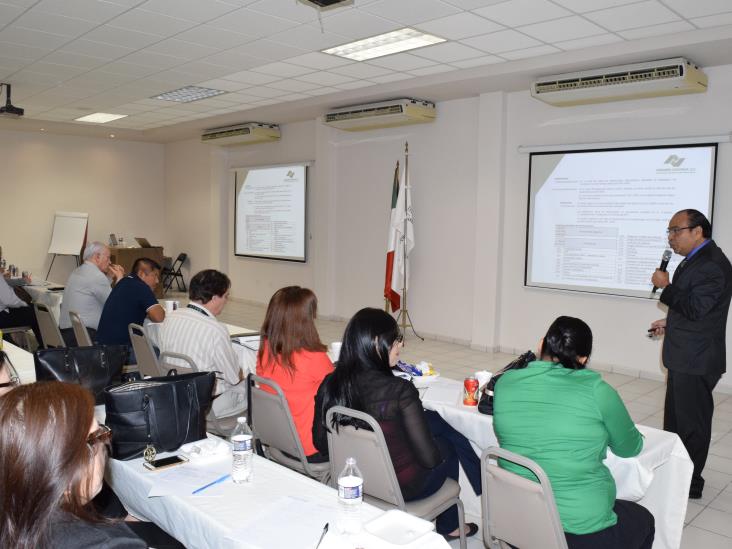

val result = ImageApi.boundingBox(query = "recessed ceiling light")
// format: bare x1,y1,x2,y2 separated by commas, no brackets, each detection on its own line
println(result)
323,28,446,61
74,112,128,123
40,128,45,131
109,134,115,138
152,85,227,103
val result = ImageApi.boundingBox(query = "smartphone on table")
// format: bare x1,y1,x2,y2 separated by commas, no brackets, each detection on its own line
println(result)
143,455,189,471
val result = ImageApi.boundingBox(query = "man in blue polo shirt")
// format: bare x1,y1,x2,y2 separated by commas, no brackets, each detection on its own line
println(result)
96,258,165,360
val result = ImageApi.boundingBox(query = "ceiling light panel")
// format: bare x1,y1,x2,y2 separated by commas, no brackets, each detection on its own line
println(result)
74,112,128,123
152,85,228,102
323,28,446,61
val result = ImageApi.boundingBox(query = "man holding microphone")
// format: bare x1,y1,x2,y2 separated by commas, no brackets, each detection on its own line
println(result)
649,209,732,499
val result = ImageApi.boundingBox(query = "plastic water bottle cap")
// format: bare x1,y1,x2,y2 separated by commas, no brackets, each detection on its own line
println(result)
346,457,356,466
237,417,246,424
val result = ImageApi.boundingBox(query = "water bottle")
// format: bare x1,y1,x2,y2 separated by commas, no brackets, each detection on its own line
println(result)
231,416,253,483
337,457,363,534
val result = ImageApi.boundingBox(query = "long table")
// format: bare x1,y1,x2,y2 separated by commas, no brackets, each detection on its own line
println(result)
5,340,446,548
3,340,35,382
421,376,692,549
108,451,449,549
23,280,64,322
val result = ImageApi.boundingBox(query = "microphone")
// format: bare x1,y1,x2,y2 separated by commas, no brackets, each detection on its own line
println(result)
652,249,673,294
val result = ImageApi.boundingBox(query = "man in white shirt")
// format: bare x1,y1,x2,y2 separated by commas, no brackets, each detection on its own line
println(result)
59,242,124,346
158,269,247,417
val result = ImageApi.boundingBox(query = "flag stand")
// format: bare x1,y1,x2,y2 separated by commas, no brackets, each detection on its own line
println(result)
395,142,423,342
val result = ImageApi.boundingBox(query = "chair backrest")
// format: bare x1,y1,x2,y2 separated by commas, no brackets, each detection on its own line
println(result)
34,303,65,348
325,406,404,508
248,374,319,475
481,447,568,549
168,253,187,273
159,351,199,375
69,311,93,347
128,323,161,377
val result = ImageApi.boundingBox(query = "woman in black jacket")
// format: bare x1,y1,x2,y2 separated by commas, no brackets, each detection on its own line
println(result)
313,308,481,540
0,382,146,549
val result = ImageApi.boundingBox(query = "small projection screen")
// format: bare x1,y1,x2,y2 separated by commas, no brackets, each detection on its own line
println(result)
525,143,717,298
234,164,308,262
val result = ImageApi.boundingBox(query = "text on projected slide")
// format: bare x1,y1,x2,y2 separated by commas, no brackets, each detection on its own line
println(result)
526,145,715,298
235,165,307,262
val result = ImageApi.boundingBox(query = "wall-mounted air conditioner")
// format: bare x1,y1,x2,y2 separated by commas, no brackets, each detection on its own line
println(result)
531,57,707,107
201,122,280,146
324,98,436,131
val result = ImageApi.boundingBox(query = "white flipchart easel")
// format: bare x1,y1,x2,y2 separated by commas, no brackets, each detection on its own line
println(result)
46,211,88,279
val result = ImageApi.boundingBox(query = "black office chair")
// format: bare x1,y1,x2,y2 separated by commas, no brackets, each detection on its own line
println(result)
162,253,187,294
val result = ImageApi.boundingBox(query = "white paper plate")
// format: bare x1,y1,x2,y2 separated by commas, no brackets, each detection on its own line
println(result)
364,509,434,546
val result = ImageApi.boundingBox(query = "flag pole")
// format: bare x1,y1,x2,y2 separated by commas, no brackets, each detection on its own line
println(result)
395,141,423,342
385,160,399,313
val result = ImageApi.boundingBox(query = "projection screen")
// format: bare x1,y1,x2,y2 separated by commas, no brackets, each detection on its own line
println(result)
525,144,717,298
234,164,308,262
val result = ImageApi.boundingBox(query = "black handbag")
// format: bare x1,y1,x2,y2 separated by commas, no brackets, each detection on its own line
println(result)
478,350,536,415
34,345,128,404
104,371,216,461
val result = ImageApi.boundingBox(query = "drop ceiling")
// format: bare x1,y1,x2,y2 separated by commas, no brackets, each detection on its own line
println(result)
1,0,732,142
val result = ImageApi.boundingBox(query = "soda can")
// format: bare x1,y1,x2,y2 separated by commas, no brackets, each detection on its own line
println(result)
463,376,479,406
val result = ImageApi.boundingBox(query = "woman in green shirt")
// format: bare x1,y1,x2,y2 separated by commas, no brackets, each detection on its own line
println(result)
493,316,654,549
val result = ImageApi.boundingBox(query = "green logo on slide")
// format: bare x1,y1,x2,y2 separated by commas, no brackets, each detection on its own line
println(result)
664,155,685,168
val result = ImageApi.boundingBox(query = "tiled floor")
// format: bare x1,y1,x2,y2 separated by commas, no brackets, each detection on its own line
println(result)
213,297,732,548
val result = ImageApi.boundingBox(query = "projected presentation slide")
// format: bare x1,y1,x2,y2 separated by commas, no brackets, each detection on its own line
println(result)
526,144,716,298
235,164,307,262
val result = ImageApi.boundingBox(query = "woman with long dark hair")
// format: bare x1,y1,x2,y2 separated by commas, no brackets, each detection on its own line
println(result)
257,286,333,462
493,316,655,549
0,382,145,548
313,308,481,541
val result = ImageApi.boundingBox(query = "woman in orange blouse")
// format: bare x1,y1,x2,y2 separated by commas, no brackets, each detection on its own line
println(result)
256,286,333,461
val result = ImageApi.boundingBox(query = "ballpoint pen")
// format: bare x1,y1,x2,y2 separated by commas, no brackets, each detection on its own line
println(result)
315,522,329,549
192,474,231,495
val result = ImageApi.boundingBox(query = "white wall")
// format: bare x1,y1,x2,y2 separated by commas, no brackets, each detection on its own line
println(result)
224,120,323,305
164,138,215,280
330,97,480,342
163,64,732,390
0,129,165,282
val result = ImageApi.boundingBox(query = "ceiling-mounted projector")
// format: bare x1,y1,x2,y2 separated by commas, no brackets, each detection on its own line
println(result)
297,0,354,10
0,83,24,118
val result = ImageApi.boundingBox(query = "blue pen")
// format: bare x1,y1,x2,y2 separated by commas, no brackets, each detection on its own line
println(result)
192,474,230,495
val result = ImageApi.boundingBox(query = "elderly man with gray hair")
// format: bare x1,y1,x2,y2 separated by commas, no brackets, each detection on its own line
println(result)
59,241,124,346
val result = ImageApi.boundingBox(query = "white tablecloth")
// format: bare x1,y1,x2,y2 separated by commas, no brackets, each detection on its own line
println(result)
107,451,449,549
2,340,35,382
421,377,692,549
24,281,64,322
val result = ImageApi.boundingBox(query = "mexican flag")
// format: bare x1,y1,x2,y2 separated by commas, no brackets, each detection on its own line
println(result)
384,162,401,312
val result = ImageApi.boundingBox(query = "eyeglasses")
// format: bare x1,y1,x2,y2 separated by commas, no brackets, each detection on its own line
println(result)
666,226,696,236
395,332,404,344
87,424,112,448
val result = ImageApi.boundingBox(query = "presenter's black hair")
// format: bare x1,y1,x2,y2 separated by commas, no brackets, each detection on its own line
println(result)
316,308,400,431
189,269,231,303
679,209,712,238
540,316,593,370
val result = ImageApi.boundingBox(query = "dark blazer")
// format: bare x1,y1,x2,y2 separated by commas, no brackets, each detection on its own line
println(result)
660,239,732,376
